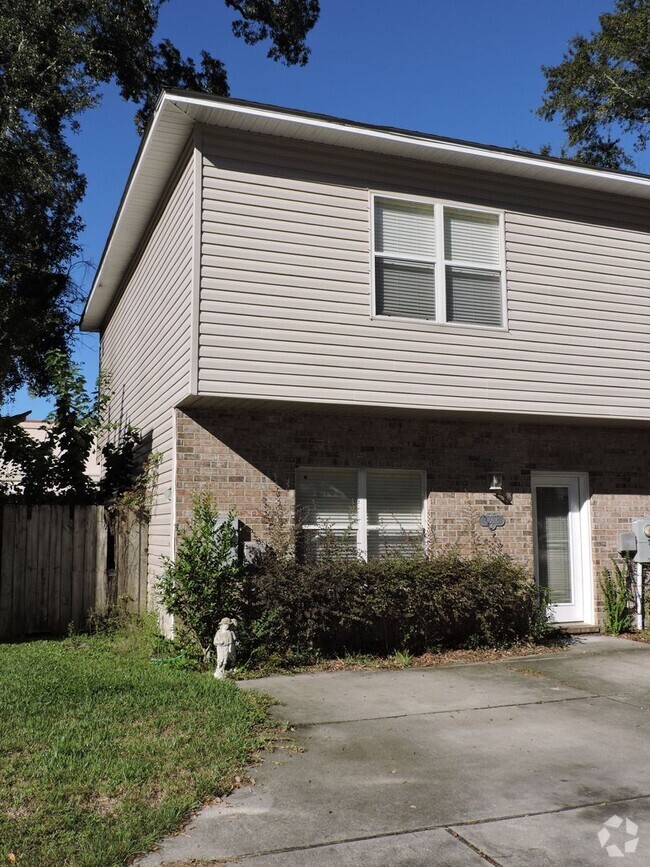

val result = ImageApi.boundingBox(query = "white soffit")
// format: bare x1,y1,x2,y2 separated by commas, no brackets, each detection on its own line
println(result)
81,90,650,331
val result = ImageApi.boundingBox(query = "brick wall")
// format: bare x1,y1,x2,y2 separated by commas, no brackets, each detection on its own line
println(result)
175,407,650,623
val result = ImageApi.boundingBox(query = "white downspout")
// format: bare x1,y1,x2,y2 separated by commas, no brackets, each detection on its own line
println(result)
636,561,644,631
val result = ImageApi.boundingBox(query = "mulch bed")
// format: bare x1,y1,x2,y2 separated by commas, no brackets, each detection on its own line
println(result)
299,642,569,673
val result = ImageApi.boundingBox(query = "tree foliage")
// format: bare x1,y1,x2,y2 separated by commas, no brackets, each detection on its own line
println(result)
0,0,319,401
537,0,650,169
226,0,319,66
0,351,139,503
157,496,245,665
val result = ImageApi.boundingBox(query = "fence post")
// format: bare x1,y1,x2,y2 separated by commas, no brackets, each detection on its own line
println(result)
94,506,109,613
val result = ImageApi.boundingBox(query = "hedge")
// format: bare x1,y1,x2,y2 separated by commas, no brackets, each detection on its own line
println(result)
240,552,550,667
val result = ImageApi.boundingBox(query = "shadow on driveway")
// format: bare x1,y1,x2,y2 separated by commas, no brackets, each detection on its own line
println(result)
138,636,650,866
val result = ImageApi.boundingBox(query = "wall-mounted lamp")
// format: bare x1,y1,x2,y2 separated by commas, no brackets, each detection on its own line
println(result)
488,472,504,492
488,472,512,505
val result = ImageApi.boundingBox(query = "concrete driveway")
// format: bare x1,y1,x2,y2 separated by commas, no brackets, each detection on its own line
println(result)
139,636,650,866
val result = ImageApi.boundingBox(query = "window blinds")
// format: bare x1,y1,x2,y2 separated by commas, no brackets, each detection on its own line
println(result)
374,198,435,257
535,486,572,604
444,208,500,266
444,208,502,326
297,467,425,561
366,469,423,530
297,469,359,561
297,469,357,528
374,199,436,319
367,469,424,558
373,197,503,327
445,267,502,326
376,258,436,319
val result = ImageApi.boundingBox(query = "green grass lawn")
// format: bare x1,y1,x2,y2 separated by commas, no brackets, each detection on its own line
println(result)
0,621,274,867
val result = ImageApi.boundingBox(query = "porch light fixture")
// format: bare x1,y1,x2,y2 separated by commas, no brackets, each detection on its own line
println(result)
488,473,504,492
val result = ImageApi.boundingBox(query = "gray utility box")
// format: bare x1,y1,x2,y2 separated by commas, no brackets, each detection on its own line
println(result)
632,518,650,563
617,531,637,557
244,540,267,564
214,514,251,565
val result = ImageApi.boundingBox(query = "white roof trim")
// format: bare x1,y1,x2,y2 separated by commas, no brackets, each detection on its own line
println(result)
172,91,650,188
81,91,650,331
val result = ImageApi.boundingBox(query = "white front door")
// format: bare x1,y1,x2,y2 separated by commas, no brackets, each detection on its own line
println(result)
531,472,593,624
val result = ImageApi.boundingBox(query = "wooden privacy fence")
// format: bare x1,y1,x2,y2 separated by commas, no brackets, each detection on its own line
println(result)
111,509,149,615
0,505,148,641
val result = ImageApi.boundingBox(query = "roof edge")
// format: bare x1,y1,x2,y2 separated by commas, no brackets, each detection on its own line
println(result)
81,90,650,332
167,88,650,184
80,90,172,331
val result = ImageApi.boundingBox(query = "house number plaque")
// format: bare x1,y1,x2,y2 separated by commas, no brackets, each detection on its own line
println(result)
479,513,506,532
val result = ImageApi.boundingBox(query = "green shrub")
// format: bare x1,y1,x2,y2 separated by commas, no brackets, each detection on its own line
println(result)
242,551,550,667
158,497,550,669
601,558,634,635
158,495,244,664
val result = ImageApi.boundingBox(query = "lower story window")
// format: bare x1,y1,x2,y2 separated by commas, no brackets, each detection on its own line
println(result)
297,467,426,561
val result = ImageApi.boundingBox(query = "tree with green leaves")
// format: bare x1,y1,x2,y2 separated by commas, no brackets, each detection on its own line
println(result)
158,496,245,665
537,0,650,169
0,0,320,402
0,350,141,503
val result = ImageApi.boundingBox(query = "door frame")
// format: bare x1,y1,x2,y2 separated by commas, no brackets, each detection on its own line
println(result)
530,471,594,625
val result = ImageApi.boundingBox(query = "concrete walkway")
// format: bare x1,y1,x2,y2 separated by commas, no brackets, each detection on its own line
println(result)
139,636,650,866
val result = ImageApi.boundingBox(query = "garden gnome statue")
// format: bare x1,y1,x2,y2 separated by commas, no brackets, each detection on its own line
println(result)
213,617,237,679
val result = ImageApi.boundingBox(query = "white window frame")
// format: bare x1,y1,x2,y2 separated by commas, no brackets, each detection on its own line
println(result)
298,467,427,561
370,191,507,330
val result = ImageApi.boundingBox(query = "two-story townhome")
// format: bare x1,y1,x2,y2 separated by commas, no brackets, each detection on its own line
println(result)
80,90,650,628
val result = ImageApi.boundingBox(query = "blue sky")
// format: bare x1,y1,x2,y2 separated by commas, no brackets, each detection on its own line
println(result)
8,0,637,419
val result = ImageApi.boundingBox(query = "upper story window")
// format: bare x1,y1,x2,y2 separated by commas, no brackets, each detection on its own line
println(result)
372,195,504,328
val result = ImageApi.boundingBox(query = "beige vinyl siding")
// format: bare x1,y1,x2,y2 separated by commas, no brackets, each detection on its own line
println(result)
101,152,194,594
198,127,650,422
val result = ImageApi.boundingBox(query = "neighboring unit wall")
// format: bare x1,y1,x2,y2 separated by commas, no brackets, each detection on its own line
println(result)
0,420,102,493
100,152,195,596
175,407,650,623
199,127,650,421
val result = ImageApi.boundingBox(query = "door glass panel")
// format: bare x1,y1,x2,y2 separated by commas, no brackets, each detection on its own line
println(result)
536,486,572,604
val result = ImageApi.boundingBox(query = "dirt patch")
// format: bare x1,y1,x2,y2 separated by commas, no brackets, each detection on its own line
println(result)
5,803,33,820
146,788,167,807
85,793,123,817
238,642,569,679
620,631,650,644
